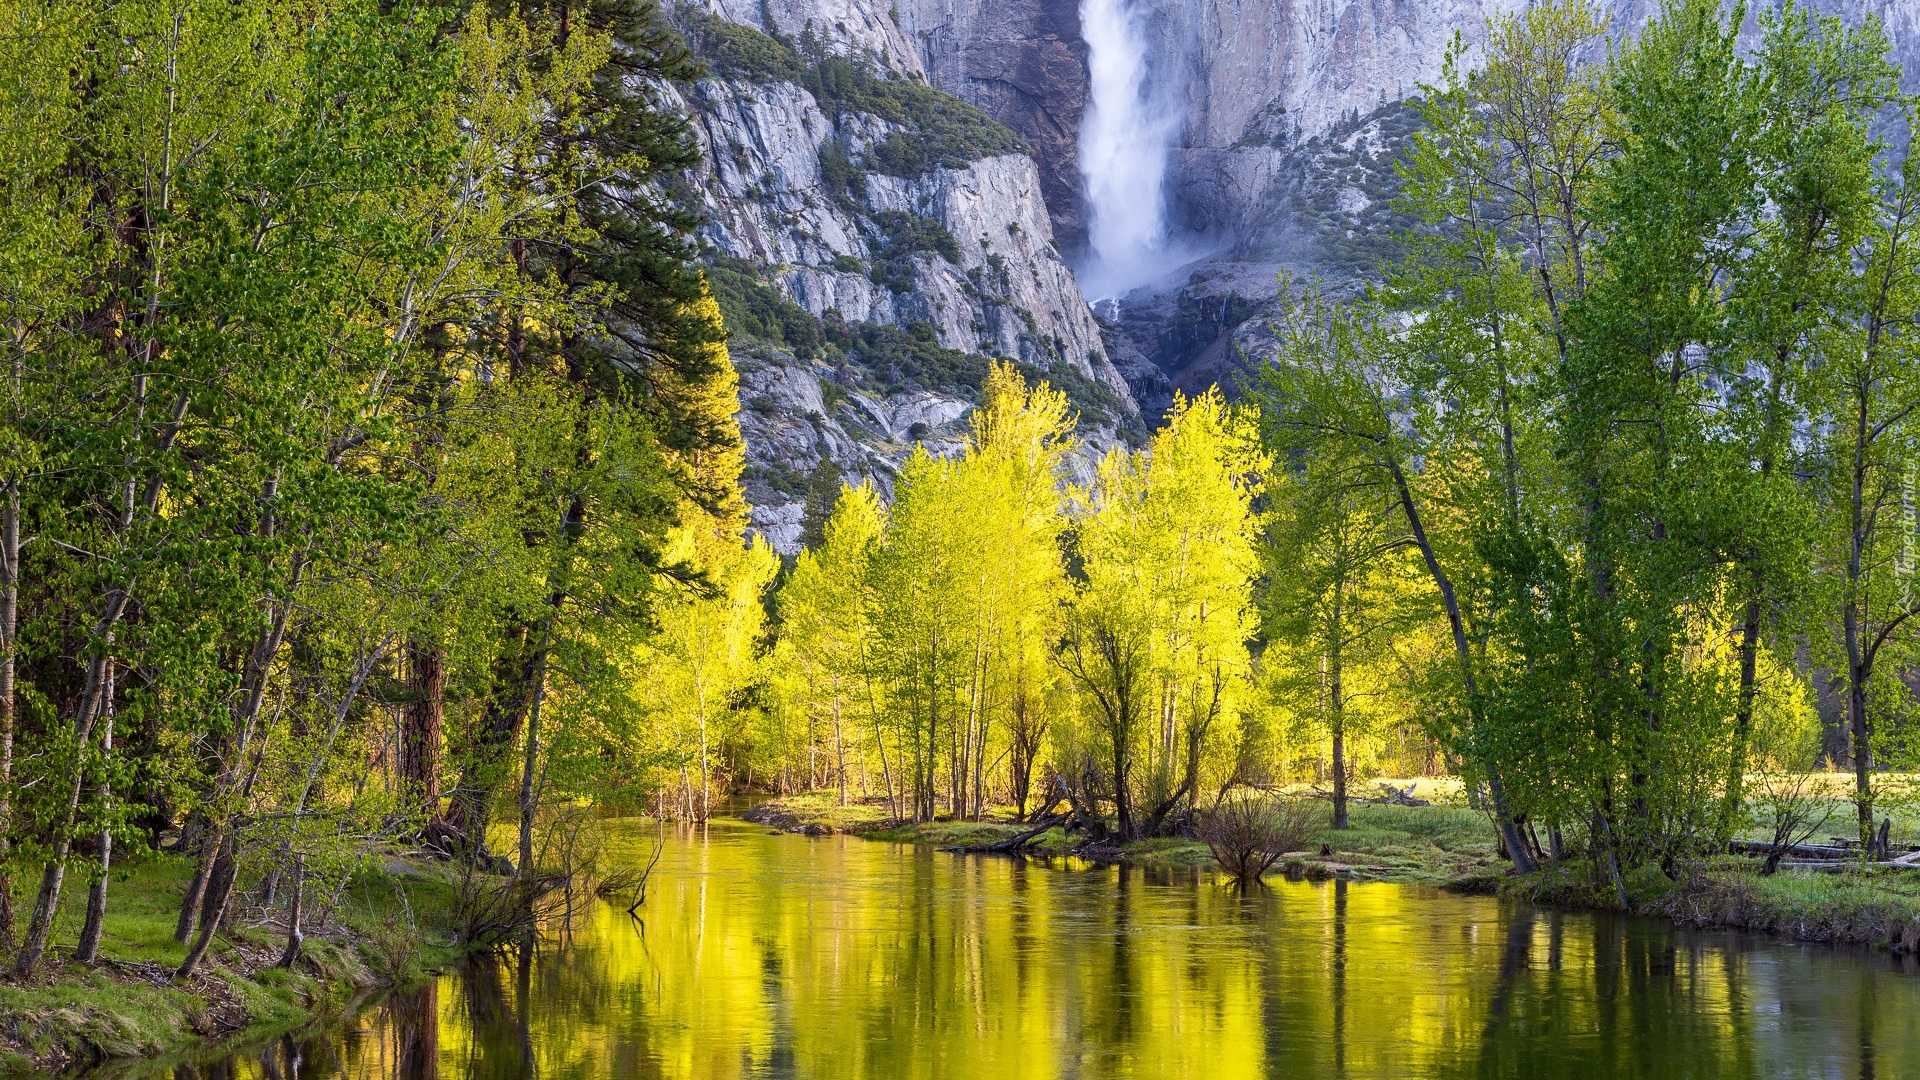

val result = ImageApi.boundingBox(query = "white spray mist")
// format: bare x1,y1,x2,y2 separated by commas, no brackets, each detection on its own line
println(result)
1078,0,1176,301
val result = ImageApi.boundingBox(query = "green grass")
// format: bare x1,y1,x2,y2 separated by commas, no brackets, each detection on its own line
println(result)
0,852,470,1073
864,821,1030,847
743,792,900,833
1296,804,1505,883
1509,855,1920,953
1732,773,1920,850
747,792,1507,883
1115,836,1215,867
39,857,196,968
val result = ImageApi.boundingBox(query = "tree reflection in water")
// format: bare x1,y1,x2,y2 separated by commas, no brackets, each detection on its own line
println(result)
121,820,1920,1080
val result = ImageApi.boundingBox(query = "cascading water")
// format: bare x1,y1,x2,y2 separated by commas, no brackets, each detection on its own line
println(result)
1078,0,1176,302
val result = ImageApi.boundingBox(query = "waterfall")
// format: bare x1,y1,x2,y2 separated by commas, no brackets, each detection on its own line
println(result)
1078,0,1175,302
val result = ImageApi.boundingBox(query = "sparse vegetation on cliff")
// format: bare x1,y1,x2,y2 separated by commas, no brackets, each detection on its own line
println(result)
679,9,1026,175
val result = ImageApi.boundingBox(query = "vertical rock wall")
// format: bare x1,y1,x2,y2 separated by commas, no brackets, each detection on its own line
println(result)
669,8,1139,552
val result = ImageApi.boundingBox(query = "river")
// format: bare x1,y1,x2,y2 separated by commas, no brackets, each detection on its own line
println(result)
122,817,1920,1078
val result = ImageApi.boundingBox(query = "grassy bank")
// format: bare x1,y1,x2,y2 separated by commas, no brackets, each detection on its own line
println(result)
742,790,1508,883
0,853,470,1073
1510,858,1920,953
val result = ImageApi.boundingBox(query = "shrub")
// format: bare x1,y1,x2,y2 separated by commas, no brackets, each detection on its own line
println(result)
1199,794,1325,887
451,863,570,948
869,211,961,293
819,140,868,206
682,13,804,83
707,256,825,358
839,321,990,396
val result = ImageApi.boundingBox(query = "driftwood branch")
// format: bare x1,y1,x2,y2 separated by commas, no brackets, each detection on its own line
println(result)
1730,839,1920,860
984,812,1070,854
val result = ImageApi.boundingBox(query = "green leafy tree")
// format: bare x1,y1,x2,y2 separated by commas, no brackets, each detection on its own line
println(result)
779,484,886,805
1061,391,1264,839
1261,431,1427,828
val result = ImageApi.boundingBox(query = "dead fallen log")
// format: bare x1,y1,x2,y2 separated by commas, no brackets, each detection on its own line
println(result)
1730,840,1861,860
984,812,1071,854
1773,859,1920,872
1376,783,1431,807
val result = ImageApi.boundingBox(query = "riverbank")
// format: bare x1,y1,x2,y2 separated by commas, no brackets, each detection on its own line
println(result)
1510,858,1920,953
745,793,1920,953
741,789,1508,885
0,853,470,1073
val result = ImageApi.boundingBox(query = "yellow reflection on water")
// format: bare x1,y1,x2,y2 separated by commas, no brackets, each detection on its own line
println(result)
194,819,1919,1080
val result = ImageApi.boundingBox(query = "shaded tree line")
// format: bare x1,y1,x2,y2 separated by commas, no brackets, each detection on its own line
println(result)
0,0,748,976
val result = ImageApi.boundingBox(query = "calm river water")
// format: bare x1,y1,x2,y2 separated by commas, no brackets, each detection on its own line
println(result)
128,818,1920,1078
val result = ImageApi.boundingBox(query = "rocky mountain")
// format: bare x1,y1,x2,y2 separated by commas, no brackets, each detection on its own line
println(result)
1111,0,1918,416
668,5,1141,553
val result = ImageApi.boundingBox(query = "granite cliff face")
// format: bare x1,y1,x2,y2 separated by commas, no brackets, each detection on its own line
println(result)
893,0,1094,250
703,0,928,75
888,0,1914,243
669,5,1139,552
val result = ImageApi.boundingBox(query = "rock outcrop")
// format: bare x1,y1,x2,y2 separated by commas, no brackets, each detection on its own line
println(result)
702,0,927,76
670,7,1140,553
893,0,1093,250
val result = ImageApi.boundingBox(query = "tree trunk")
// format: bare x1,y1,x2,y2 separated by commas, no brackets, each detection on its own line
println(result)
518,644,550,880
1112,695,1134,840
0,477,18,955
179,692,283,978
1845,456,1875,846
15,637,118,975
75,661,116,964
279,855,305,968
1719,595,1762,841
175,832,217,943
1386,454,1534,873
833,698,847,808
200,834,237,934
449,623,538,853
176,828,239,981
1008,690,1041,822
1595,806,1630,909
1844,375,1878,849
1330,595,1348,830
971,688,988,822
875,722,898,821
1850,652,1874,848
400,641,444,823
174,541,304,978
